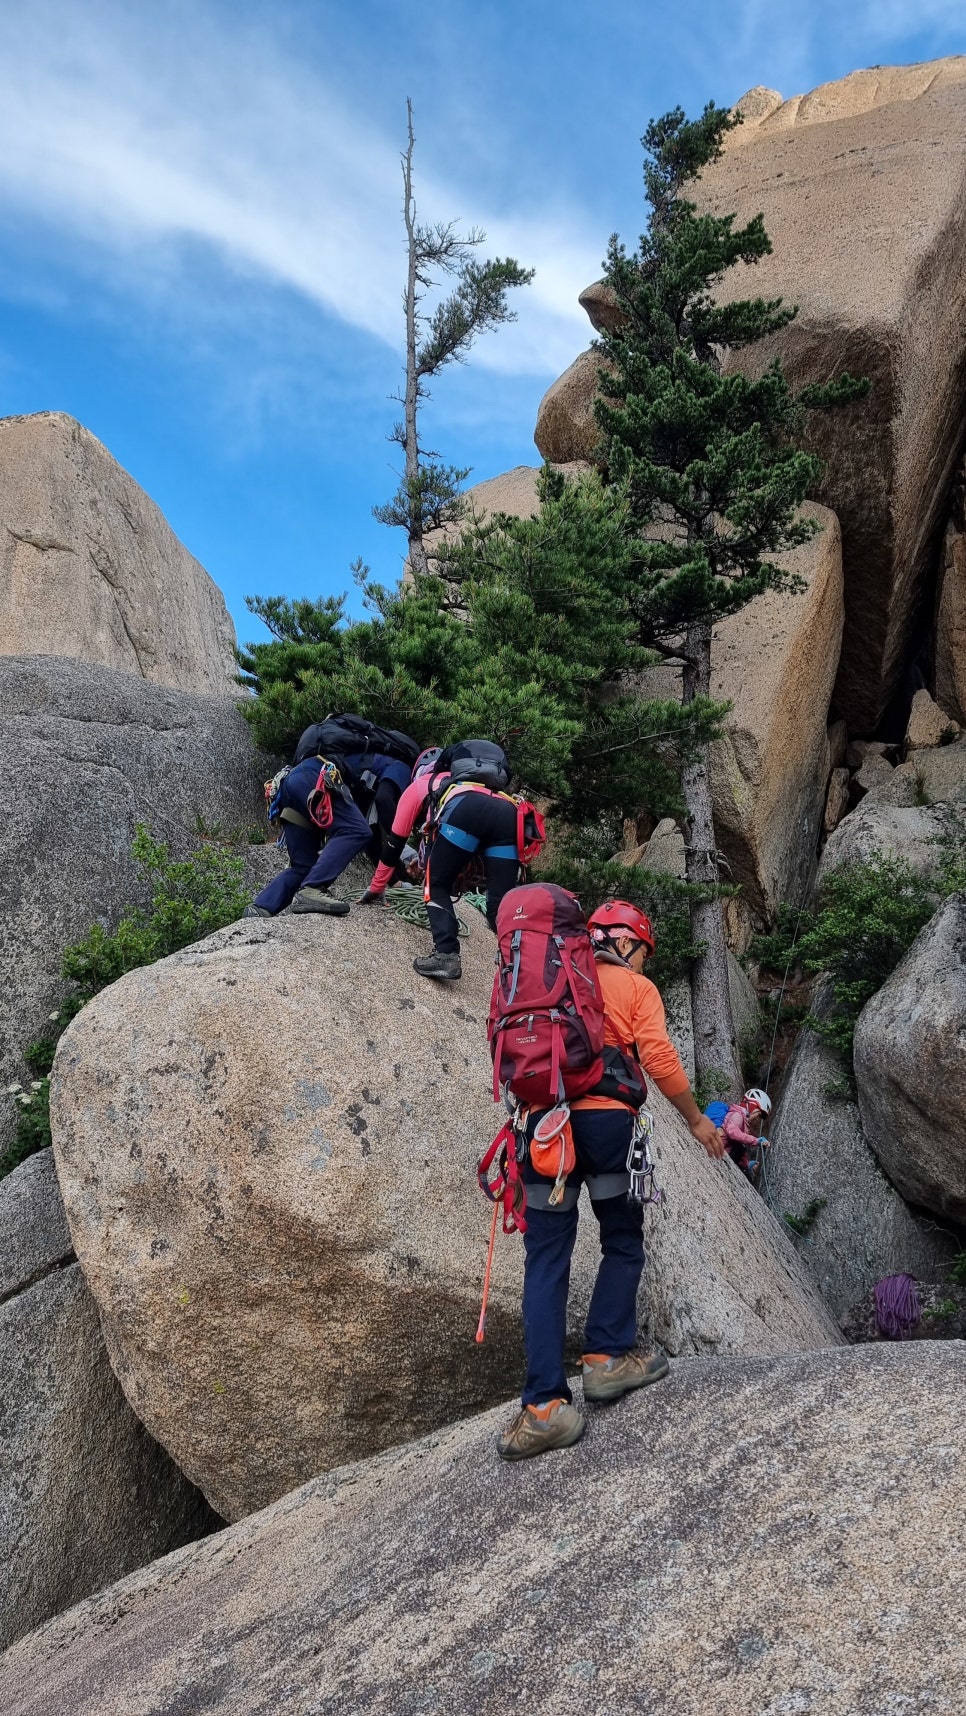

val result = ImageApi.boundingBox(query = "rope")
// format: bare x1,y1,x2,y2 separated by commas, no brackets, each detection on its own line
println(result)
336,880,472,937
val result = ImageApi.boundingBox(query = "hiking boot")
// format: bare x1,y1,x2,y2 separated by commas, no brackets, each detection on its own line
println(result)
241,905,272,919
581,1347,670,1405
496,1399,586,1462
291,887,350,916
413,951,462,980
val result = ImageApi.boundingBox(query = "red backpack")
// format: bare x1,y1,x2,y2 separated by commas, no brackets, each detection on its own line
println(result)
488,884,606,1107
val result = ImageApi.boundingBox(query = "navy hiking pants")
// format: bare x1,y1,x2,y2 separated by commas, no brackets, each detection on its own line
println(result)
427,790,519,954
520,1106,645,1407
253,764,372,915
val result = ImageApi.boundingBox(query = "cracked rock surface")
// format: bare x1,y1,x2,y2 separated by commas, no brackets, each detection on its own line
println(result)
0,1150,218,1650
0,653,268,1154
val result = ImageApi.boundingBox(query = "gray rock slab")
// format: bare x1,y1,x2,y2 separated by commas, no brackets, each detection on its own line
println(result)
2,1343,961,1716
49,906,840,1523
766,1027,955,1317
855,894,966,1222
0,654,270,1153
0,1262,218,1651
0,1148,72,1302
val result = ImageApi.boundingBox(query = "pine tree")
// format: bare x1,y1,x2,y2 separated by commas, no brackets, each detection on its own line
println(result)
595,102,868,1091
373,101,534,578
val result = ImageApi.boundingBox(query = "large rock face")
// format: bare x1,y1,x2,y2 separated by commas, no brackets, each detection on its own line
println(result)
642,504,842,920
555,60,966,729
701,57,966,729
0,412,236,693
0,1149,217,1649
534,348,607,464
3,1343,961,1716
938,498,966,727
50,907,839,1522
767,1026,955,1318
854,894,966,1222
0,654,266,1152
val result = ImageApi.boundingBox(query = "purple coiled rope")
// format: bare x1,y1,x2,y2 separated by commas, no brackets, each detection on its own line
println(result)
874,1273,921,1340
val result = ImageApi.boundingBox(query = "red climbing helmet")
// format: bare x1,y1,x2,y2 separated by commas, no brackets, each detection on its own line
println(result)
586,900,656,956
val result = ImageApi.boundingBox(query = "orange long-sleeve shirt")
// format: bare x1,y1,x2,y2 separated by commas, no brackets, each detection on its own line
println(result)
574,959,691,1111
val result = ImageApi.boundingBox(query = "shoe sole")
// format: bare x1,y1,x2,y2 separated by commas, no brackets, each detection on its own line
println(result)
497,1417,587,1461
291,901,350,916
413,967,462,980
583,1355,670,1405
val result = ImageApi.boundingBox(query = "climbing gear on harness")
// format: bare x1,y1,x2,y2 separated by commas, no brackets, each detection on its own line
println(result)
413,949,462,979
581,1347,669,1404
496,1398,586,1461
474,1112,528,1345
290,887,350,916
489,883,606,1108
625,1108,662,1206
264,765,292,831
305,760,349,830
587,900,656,958
477,1119,528,1235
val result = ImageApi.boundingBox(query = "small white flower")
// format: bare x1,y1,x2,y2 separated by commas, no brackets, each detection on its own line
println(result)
49,1010,61,1021
4,1082,22,1094
30,1081,44,1091
19,1094,31,1105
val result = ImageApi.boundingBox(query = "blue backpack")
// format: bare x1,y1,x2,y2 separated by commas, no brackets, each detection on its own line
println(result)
704,1100,730,1128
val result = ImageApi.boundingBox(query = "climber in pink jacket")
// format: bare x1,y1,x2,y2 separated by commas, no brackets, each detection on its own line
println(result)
721,1089,772,1175
357,748,449,902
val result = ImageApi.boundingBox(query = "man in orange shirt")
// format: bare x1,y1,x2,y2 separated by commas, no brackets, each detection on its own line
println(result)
497,900,725,1461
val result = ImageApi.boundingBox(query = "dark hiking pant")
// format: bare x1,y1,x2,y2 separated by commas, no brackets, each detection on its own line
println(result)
426,791,519,954
253,790,372,915
364,777,404,865
519,1106,644,1406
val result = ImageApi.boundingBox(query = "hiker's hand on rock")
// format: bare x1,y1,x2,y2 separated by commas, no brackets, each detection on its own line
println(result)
691,1115,726,1159
358,888,385,906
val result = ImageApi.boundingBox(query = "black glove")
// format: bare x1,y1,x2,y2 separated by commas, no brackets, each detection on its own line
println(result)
358,887,386,906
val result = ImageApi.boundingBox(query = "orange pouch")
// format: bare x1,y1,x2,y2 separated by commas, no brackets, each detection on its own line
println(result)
529,1119,576,1183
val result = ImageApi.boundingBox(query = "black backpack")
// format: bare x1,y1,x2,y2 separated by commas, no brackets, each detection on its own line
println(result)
441,739,512,792
293,714,420,772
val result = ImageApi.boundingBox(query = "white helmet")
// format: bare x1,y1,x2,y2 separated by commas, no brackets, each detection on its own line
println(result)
744,1088,772,1116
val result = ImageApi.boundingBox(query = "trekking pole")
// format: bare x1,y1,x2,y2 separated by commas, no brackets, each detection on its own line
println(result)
475,1196,501,1344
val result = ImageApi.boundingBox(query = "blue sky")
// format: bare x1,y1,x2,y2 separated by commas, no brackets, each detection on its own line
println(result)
0,0,963,651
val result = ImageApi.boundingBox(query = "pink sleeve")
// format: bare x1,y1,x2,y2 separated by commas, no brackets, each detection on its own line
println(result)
722,1107,759,1149
390,777,429,838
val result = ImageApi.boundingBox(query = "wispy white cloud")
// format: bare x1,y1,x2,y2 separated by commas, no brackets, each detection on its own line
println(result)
0,1,598,379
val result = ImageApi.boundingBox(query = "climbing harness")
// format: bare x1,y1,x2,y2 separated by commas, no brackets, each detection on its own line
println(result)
626,1108,663,1207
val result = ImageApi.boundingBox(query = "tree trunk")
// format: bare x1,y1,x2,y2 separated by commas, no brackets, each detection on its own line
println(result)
681,619,740,1094
401,102,429,580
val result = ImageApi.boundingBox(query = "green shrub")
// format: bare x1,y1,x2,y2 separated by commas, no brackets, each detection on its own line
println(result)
1,827,249,1179
753,826,966,1072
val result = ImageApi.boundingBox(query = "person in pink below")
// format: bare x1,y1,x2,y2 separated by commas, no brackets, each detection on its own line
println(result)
720,1088,773,1176
357,747,448,902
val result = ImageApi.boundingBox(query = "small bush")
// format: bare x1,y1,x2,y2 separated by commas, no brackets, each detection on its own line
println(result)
1,828,249,1178
753,827,966,1072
